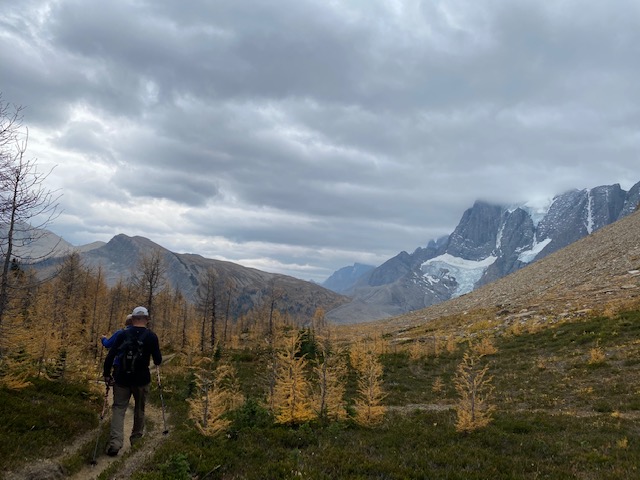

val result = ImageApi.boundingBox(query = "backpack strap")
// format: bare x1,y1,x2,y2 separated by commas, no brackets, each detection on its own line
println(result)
122,327,149,343
137,328,150,344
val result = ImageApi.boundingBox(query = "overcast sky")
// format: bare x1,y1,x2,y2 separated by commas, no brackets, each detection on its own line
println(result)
1,0,638,282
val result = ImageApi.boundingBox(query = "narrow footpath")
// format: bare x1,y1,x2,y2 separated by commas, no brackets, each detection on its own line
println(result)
5,404,169,480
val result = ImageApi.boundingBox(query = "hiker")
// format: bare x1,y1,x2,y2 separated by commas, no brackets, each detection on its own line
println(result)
103,306,162,456
101,315,133,349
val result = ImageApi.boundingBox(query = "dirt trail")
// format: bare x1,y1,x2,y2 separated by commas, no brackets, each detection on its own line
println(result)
72,402,168,480
5,403,169,480
387,403,640,422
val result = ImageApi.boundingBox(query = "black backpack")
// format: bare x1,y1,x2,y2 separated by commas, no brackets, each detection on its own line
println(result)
117,328,150,376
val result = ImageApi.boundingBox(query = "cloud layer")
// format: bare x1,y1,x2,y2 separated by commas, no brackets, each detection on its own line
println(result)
2,0,639,281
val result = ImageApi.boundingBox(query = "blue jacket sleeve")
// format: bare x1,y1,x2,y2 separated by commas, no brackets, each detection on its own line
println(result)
103,332,126,378
101,329,124,349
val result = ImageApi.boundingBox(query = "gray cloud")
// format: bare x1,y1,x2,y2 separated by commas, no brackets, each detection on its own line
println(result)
1,0,639,281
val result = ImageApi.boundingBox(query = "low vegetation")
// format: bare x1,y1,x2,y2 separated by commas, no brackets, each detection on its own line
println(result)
3,307,640,479
0,378,99,472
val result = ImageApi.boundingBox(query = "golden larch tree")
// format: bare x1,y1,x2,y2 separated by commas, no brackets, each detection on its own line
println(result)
188,360,244,437
270,331,314,424
454,347,495,433
0,315,34,389
352,347,386,426
348,340,369,372
313,340,347,422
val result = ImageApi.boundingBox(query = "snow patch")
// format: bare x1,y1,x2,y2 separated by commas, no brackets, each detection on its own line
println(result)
495,220,506,251
423,274,439,285
586,190,594,234
517,238,552,263
421,253,497,297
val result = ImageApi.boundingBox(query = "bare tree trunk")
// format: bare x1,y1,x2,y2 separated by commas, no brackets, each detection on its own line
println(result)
0,173,18,327
223,288,232,346
210,287,217,350
89,267,103,358
182,302,188,350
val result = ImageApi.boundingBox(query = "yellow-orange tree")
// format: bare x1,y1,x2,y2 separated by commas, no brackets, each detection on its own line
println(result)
269,330,314,424
188,360,244,436
454,345,495,433
350,342,386,426
313,336,347,422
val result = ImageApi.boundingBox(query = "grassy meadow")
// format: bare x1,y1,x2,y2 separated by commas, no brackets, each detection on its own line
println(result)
2,309,640,479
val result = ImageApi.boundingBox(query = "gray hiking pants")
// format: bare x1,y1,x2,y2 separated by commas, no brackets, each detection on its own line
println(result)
107,383,150,452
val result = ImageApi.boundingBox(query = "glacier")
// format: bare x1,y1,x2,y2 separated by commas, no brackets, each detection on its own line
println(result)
422,253,497,297
517,238,552,263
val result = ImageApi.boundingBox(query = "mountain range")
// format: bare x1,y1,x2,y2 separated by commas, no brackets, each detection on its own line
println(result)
17,180,640,325
361,200,640,340
323,181,640,323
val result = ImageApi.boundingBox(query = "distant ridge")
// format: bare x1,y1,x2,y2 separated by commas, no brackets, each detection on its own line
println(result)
322,263,376,293
31,234,349,322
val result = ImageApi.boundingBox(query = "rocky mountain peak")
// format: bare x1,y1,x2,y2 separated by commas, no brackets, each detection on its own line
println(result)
326,180,640,324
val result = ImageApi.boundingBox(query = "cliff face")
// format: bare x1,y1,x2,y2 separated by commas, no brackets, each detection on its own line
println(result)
375,208,640,336
326,181,640,324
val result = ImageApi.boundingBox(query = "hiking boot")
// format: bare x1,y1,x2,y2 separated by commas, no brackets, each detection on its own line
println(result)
106,447,119,457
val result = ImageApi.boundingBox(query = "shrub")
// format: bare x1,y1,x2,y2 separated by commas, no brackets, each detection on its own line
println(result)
159,453,191,480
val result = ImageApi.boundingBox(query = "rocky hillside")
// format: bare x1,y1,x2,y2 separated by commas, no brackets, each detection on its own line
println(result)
343,209,640,339
33,234,349,321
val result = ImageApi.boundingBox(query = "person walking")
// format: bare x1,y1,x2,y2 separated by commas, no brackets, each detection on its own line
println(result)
103,306,162,456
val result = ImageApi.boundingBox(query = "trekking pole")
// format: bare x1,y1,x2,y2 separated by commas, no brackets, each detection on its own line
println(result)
91,382,111,465
155,364,169,434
